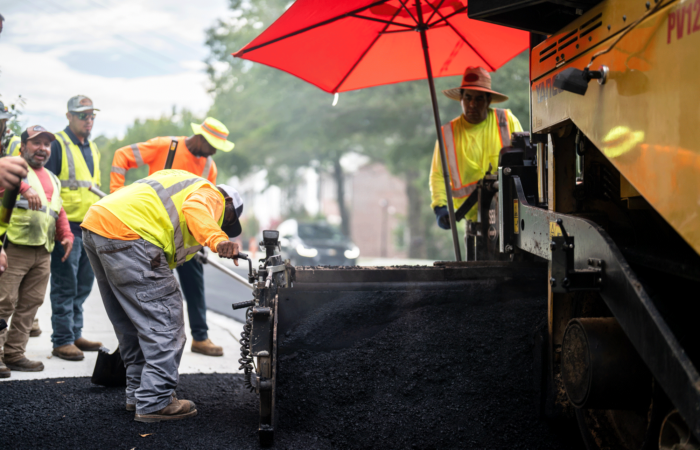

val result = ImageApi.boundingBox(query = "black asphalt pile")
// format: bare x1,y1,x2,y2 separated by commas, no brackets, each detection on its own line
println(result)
0,374,328,450
276,277,579,449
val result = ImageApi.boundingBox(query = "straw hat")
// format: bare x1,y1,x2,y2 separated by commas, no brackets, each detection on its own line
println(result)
191,117,235,152
442,66,508,103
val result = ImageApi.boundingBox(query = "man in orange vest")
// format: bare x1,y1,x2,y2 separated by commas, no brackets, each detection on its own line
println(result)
430,66,523,230
110,117,235,357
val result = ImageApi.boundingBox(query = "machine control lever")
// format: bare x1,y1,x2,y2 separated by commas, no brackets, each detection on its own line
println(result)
232,300,256,310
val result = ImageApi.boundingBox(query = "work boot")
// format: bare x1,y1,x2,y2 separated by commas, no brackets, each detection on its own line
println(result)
0,362,10,378
128,392,175,411
191,339,223,357
52,344,85,361
74,337,102,352
30,318,42,337
134,397,197,423
4,356,44,372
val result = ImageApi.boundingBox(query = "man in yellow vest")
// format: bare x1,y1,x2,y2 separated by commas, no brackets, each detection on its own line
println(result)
109,117,235,357
0,101,28,279
0,125,73,378
81,169,243,422
430,66,523,229
44,95,103,361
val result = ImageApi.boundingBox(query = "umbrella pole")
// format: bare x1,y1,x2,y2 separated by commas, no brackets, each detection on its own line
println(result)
416,0,462,261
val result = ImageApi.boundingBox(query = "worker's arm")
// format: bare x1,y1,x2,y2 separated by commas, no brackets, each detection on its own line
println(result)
110,137,170,193
429,140,448,210
181,185,230,253
0,247,6,277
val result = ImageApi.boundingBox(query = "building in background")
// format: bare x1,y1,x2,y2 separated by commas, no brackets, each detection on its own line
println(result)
229,158,407,259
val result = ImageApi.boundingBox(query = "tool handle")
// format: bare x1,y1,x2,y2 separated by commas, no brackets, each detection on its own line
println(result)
89,185,108,199
234,251,249,260
163,139,178,170
232,300,256,310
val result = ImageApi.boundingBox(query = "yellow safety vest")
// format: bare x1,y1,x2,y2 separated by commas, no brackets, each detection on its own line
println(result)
7,167,63,253
430,109,523,221
94,169,224,269
6,136,21,157
54,130,101,222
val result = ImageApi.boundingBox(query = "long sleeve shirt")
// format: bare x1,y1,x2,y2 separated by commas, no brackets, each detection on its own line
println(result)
80,184,229,253
110,136,217,193
0,166,73,244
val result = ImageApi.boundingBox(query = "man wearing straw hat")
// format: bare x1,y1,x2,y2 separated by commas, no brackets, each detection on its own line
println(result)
109,117,235,357
430,66,523,230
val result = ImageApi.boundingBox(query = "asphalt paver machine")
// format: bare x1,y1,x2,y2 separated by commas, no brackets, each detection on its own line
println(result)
230,1,700,448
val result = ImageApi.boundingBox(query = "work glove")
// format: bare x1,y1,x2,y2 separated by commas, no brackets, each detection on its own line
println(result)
434,206,451,230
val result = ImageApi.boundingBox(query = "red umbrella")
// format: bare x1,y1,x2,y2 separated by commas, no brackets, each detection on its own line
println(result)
234,0,528,260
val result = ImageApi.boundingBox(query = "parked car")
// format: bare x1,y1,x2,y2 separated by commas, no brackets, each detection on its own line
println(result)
277,219,360,266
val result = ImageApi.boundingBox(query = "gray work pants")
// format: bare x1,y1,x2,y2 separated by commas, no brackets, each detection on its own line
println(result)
82,230,186,415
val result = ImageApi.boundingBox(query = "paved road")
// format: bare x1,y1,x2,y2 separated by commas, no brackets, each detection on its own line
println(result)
174,256,253,323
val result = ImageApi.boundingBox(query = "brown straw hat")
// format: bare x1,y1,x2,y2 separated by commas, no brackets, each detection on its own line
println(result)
442,66,508,103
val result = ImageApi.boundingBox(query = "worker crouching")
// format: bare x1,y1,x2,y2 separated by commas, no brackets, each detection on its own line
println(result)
80,169,244,422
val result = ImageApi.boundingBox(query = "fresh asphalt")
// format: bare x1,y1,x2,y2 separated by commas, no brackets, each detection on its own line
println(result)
198,261,252,323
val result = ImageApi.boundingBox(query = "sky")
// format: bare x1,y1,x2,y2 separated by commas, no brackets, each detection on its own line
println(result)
0,0,232,138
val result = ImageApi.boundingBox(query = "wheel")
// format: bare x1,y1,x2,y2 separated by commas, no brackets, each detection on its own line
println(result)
575,383,671,450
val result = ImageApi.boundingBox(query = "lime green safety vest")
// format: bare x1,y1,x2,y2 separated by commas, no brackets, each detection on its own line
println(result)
54,130,101,222
7,166,63,253
6,136,21,157
94,169,224,269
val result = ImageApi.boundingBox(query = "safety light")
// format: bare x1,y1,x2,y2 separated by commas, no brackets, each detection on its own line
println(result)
344,246,360,259
296,245,318,258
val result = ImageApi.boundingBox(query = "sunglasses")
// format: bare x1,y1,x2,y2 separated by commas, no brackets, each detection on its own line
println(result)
72,112,96,121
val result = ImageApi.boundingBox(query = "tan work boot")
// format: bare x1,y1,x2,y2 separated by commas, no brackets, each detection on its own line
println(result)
74,337,102,352
134,397,197,423
52,344,85,361
30,318,42,337
4,356,44,372
191,339,223,357
0,362,10,378
128,392,175,411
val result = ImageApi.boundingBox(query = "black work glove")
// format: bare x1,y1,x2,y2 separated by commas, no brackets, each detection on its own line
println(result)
434,206,451,230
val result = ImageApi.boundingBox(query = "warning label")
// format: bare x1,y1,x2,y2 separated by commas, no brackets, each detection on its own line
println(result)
513,200,519,234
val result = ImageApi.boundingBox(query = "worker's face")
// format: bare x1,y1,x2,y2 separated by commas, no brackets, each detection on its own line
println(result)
66,109,95,138
21,136,52,168
191,135,217,158
223,197,237,226
461,89,491,124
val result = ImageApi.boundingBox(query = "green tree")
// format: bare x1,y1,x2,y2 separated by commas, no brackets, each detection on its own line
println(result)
204,0,530,259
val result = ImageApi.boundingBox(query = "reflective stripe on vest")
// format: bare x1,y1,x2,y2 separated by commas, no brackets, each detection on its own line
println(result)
131,144,145,167
15,200,60,220
135,176,212,266
111,166,127,175
202,157,212,180
56,132,80,190
442,123,478,198
8,138,21,157
495,109,511,149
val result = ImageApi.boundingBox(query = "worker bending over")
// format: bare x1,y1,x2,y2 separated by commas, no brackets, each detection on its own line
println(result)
430,66,523,234
109,117,234,357
0,126,73,378
81,169,244,422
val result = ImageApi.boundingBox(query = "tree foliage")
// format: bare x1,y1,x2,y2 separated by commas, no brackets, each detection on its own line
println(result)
188,0,529,259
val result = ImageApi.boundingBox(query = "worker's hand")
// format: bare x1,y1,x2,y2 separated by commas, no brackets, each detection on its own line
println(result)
0,247,7,277
434,206,451,230
216,240,240,265
23,187,42,210
0,156,28,190
60,238,73,262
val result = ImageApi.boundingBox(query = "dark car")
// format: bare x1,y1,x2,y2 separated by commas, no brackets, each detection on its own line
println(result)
277,219,360,266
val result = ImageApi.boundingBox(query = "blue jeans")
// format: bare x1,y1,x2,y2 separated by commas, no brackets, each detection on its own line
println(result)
50,234,95,347
176,258,208,341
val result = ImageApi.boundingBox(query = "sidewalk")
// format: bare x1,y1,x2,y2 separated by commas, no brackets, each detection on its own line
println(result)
1,278,244,382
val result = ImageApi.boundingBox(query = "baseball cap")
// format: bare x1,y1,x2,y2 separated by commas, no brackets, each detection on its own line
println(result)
0,101,13,121
21,125,56,143
67,95,100,113
217,184,244,238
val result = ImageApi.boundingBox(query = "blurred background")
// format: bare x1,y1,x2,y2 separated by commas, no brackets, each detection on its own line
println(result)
1,0,530,264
